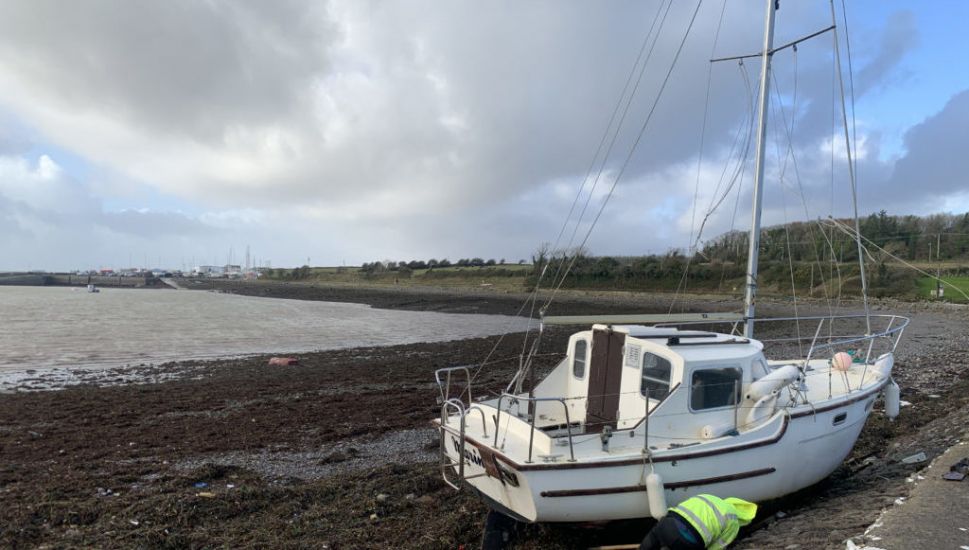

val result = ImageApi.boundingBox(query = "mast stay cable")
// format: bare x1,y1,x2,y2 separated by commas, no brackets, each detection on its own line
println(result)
542,0,706,312
465,0,675,393
829,0,871,335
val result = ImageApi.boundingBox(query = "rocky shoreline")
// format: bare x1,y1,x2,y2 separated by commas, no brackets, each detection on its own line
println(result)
1,282,968,548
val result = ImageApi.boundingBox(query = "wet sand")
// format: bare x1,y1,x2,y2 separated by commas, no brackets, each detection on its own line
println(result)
2,282,968,548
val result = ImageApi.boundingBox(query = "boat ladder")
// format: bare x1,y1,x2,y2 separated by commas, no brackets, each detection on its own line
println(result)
435,366,489,489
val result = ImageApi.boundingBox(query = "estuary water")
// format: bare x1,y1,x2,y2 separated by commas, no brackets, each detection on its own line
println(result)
0,286,528,371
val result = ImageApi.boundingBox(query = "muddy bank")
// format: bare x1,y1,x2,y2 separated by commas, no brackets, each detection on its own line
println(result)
187,278,743,316
1,285,968,548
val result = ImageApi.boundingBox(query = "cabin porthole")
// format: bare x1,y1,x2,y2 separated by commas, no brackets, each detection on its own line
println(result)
832,412,847,426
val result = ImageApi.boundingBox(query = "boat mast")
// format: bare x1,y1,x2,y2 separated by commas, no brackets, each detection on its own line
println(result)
743,0,778,338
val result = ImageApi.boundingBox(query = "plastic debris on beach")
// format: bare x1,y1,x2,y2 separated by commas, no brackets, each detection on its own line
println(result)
268,357,299,366
901,451,927,464
846,540,887,550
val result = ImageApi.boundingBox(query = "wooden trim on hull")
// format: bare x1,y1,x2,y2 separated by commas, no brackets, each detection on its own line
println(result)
663,467,776,490
539,467,777,497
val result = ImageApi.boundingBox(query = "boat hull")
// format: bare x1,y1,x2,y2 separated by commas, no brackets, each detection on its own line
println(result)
443,391,878,522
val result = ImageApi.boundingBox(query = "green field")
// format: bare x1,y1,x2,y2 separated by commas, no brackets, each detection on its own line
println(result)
264,264,534,291
916,276,969,302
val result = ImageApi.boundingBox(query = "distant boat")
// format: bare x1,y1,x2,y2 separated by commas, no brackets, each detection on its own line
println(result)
87,284,100,293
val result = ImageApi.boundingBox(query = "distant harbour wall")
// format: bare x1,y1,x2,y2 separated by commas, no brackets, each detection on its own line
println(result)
0,273,163,288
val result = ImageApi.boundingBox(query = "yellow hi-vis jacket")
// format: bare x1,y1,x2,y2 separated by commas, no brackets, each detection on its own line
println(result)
669,494,758,549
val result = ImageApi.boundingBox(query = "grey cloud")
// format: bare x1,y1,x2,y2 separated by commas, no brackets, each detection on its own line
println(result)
855,10,918,96
98,209,216,238
0,0,335,142
874,89,969,210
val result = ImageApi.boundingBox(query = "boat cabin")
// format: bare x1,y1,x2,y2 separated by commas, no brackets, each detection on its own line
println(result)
529,324,774,440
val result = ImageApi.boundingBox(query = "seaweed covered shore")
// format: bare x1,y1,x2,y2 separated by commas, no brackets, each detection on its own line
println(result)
2,283,968,548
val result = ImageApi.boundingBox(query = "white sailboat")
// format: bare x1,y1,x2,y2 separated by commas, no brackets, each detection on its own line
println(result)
433,0,907,524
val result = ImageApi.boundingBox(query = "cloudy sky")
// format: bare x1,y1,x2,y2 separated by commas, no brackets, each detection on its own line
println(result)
0,0,966,271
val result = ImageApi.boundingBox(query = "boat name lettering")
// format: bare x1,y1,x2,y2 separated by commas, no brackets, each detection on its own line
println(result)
451,436,519,487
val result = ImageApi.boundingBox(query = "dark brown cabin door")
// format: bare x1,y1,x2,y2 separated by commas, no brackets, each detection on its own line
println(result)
586,328,625,431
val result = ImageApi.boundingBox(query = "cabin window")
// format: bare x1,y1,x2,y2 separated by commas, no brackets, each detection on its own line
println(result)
641,353,672,398
690,367,742,410
573,340,587,378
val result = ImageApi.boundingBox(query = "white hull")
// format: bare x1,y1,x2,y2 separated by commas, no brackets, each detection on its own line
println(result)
440,362,887,522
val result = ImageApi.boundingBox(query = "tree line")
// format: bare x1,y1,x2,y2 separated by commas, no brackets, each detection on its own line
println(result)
527,211,969,297
702,211,969,264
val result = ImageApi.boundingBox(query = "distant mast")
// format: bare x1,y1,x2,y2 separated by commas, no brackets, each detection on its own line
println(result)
743,0,778,338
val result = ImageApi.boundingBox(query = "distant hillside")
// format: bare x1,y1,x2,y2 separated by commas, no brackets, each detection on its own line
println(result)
263,211,969,302
703,211,969,264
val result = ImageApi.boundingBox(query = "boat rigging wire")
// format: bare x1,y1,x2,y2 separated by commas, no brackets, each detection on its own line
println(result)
670,57,756,312
543,0,706,310
829,0,871,335
828,29,843,312
770,58,803,355
839,0,860,199
543,0,676,301
688,0,729,256
823,217,969,302
466,0,675,394
768,51,856,337
673,0,729,305
542,0,671,292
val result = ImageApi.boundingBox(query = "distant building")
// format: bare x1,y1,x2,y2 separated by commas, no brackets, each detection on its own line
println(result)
194,265,225,277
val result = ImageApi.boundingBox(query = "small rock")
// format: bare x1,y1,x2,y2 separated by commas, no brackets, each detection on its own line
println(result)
376,493,389,502
369,513,378,520
405,493,416,500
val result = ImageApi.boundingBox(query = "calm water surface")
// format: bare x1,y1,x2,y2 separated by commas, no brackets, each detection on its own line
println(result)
0,286,529,371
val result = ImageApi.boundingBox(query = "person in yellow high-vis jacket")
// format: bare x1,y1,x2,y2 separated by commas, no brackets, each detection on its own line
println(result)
639,494,758,550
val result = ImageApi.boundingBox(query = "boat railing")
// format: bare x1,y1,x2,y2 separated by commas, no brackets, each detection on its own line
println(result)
750,314,909,365
434,365,473,407
656,313,909,365
495,393,577,463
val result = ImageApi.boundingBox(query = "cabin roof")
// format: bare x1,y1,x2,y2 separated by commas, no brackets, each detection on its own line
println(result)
600,324,763,362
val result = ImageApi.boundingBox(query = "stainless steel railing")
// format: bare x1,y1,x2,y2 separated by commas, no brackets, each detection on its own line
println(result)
494,393,577,464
